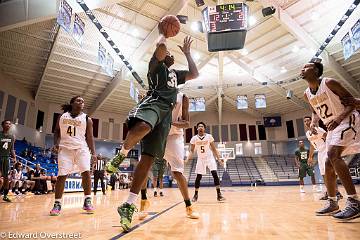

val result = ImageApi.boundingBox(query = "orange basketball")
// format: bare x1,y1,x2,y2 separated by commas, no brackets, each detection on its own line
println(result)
159,15,180,38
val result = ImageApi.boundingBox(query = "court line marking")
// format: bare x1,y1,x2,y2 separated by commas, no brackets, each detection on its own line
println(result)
110,201,183,239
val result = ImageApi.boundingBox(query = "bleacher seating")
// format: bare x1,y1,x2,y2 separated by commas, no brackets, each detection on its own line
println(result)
263,155,298,180
349,154,360,180
14,140,58,175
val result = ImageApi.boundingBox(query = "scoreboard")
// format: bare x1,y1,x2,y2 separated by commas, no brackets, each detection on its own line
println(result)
202,3,249,52
203,3,248,33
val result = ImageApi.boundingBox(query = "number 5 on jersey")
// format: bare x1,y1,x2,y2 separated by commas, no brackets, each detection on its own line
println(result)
67,126,76,137
200,146,205,153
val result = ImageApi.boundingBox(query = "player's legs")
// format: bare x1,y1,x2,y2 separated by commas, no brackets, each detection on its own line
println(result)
76,148,94,213
0,157,11,202
139,178,150,220
328,146,356,196
327,145,360,220
99,172,106,195
299,163,306,193
210,170,225,201
193,174,202,202
152,175,158,197
93,170,100,195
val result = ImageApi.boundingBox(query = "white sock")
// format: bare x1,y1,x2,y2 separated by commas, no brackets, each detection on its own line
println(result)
55,199,62,204
300,185,304,189
328,196,337,201
120,147,129,156
126,192,138,205
154,188,157,192
347,194,359,200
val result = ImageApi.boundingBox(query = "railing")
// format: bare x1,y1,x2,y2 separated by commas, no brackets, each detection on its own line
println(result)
16,155,46,171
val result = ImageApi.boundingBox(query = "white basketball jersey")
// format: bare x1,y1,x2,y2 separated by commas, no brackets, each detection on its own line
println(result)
169,92,184,136
306,127,326,151
305,78,346,125
190,133,214,159
59,112,88,149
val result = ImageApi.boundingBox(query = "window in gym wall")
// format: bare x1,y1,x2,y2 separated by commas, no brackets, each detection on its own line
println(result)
0,90,4,109
258,124,266,140
5,94,16,121
17,100,27,125
254,142,262,155
212,125,220,142
235,143,243,156
36,110,44,130
249,125,257,140
52,113,61,133
230,124,238,141
296,118,305,137
221,125,229,142
239,124,247,141
286,120,295,138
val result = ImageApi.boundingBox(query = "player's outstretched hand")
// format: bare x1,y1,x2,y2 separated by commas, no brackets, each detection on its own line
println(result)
178,36,193,55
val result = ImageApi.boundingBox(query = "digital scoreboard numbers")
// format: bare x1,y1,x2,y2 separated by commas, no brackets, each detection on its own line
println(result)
204,3,248,33
202,2,249,52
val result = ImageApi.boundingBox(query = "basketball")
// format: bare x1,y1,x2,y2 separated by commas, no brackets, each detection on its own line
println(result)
159,15,180,38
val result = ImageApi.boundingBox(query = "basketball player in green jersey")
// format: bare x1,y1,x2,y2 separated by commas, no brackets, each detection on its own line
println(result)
106,31,199,231
0,120,16,202
295,140,317,193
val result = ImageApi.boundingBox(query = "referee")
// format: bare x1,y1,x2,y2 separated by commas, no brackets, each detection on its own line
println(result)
93,154,106,195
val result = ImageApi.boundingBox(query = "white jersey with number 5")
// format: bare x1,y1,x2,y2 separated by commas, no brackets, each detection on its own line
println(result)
190,134,214,160
59,112,88,149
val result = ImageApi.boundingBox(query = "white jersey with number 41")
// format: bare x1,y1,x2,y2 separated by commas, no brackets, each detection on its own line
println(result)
59,112,88,149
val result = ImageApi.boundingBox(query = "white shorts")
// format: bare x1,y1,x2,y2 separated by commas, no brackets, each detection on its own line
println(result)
58,147,91,176
317,148,327,176
163,134,184,174
195,157,217,175
326,111,360,156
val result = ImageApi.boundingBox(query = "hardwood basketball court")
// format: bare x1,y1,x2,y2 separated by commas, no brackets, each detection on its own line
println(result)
1,186,359,240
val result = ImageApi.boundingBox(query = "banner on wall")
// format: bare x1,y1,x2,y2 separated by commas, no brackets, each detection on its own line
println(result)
342,33,354,61
57,0,72,32
64,177,107,192
72,13,85,45
105,52,114,76
98,42,107,68
351,18,360,53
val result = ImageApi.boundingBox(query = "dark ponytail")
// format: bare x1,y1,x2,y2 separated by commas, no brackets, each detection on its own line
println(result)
61,95,81,113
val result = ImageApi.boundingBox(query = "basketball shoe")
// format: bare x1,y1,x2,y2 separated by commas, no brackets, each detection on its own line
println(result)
316,199,340,216
186,206,200,219
138,199,150,220
83,197,95,213
2,195,11,202
50,201,61,216
333,197,360,221
217,192,226,202
106,153,126,173
118,203,137,232
192,194,198,202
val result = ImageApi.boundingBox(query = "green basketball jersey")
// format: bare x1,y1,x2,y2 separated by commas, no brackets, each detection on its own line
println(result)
147,56,186,105
0,132,14,157
295,148,309,163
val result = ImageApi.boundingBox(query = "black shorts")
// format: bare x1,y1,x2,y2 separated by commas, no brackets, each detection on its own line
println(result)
0,156,9,177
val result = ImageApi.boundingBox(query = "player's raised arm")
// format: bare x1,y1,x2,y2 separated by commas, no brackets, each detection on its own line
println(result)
178,36,199,81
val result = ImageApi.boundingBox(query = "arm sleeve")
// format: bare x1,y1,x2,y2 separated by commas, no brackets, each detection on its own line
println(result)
174,70,187,85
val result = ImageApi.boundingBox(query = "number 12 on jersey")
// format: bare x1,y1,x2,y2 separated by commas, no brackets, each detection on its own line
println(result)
67,126,76,137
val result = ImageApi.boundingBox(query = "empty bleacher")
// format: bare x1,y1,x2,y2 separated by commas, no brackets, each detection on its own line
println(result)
263,155,298,180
